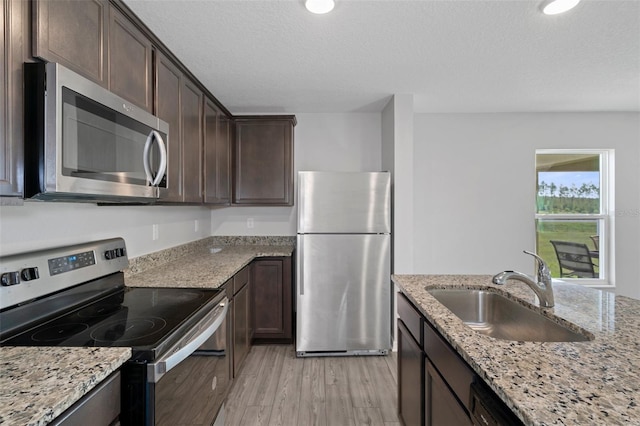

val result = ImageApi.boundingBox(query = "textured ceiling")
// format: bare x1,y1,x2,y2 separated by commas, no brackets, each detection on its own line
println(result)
123,0,640,113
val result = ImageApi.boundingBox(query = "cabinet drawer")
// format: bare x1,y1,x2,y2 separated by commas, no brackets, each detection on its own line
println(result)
397,292,423,347
424,320,474,411
233,265,249,295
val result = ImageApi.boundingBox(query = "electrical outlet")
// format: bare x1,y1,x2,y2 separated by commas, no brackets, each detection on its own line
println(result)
247,218,254,229
152,224,159,241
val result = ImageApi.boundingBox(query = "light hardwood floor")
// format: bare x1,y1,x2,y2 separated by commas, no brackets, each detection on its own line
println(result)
224,345,400,426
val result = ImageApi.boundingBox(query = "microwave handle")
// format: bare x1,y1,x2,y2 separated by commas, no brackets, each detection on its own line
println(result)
143,130,168,187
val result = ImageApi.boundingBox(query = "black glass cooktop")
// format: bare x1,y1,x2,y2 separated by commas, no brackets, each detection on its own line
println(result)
2,287,223,360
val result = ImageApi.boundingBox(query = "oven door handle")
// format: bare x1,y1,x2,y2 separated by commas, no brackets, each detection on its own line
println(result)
147,299,228,383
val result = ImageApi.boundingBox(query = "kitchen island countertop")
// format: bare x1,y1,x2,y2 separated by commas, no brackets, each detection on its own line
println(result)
125,244,294,289
392,274,640,426
0,346,131,426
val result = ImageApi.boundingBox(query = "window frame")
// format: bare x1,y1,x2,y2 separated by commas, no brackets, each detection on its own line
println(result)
535,149,614,288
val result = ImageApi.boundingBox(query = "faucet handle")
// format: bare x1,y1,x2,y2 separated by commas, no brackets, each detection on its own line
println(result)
523,250,551,282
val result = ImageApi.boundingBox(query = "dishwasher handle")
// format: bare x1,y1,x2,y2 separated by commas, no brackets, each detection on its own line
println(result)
147,298,228,383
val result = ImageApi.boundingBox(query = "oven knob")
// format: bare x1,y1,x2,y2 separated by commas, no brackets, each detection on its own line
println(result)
20,267,39,281
105,250,114,260
1,271,20,286
116,247,126,258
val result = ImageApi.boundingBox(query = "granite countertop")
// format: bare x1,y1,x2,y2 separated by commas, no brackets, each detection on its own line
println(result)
125,244,295,289
0,347,131,426
392,274,640,426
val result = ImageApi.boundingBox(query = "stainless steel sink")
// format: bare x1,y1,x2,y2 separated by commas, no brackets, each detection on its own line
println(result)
427,288,591,342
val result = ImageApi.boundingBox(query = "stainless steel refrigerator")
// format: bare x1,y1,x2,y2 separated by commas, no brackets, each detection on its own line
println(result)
296,171,391,357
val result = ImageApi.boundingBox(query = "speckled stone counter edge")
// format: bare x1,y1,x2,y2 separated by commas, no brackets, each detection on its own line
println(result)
0,347,131,426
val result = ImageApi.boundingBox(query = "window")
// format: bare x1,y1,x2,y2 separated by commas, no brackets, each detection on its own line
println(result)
535,150,613,286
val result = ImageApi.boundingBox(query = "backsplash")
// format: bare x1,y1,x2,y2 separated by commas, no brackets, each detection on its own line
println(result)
126,236,295,277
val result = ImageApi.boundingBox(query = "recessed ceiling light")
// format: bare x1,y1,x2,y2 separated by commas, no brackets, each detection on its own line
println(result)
541,0,581,15
305,0,335,14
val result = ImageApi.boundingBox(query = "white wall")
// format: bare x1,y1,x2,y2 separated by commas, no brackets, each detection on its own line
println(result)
382,95,414,274
0,202,212,257
412,112,640,299
211,113,382,236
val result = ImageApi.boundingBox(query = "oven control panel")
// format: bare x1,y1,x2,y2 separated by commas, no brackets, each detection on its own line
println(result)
0,237,128,311
48,250,96,276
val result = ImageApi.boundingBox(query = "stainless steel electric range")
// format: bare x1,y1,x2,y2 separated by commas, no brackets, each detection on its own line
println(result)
0,238,229,426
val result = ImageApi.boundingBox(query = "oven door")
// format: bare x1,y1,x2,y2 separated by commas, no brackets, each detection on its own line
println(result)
58,87,168,193
154,314,230,426
121,297,229,426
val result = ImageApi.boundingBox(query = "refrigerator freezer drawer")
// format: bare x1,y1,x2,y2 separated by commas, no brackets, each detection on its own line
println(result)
296,234,391,355
297,171,391,234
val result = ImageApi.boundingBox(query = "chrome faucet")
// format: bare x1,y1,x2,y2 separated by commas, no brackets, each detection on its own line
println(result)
492,250,554,308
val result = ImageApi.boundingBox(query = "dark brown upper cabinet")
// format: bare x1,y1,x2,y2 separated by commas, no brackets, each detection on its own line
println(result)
108,6,152,111
155,51,183,202
203,98,232,205
1,0,29,202
233,116,296,206
33,0,108,86
33,0,152,112
156,53,213,204
26,0,291,207
181,79,203,203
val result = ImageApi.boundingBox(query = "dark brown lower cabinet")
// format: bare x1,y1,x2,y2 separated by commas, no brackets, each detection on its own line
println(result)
426,360,472,426
398,291,522,426
230,266,250,378
398,321,424,426
233,283,249,376
251,257,293,343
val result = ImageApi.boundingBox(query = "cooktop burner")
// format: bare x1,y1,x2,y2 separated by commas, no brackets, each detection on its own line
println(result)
2,286,223,357
76,303,126,319
90,317,167,343
32,323,90,342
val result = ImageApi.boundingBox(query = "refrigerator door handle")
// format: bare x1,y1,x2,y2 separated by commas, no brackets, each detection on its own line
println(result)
299,241,304,295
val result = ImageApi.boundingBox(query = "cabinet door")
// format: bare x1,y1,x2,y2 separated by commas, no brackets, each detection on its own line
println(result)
398,321,424,426
155,52,183,202
1,0,28,200
203,98,231,205
233,283,250,377
234,116,295,206
33,0,108,85
108,7,152,111
252,258,293,343
426,360,472,426
181,80,203,203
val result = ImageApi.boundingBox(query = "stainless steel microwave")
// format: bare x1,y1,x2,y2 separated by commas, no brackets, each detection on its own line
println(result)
24,62,169,202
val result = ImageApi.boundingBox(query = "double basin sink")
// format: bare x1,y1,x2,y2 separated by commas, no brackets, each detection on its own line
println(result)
427,288,592,342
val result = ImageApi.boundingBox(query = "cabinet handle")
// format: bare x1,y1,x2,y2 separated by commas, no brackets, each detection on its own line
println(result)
143,130,168,187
